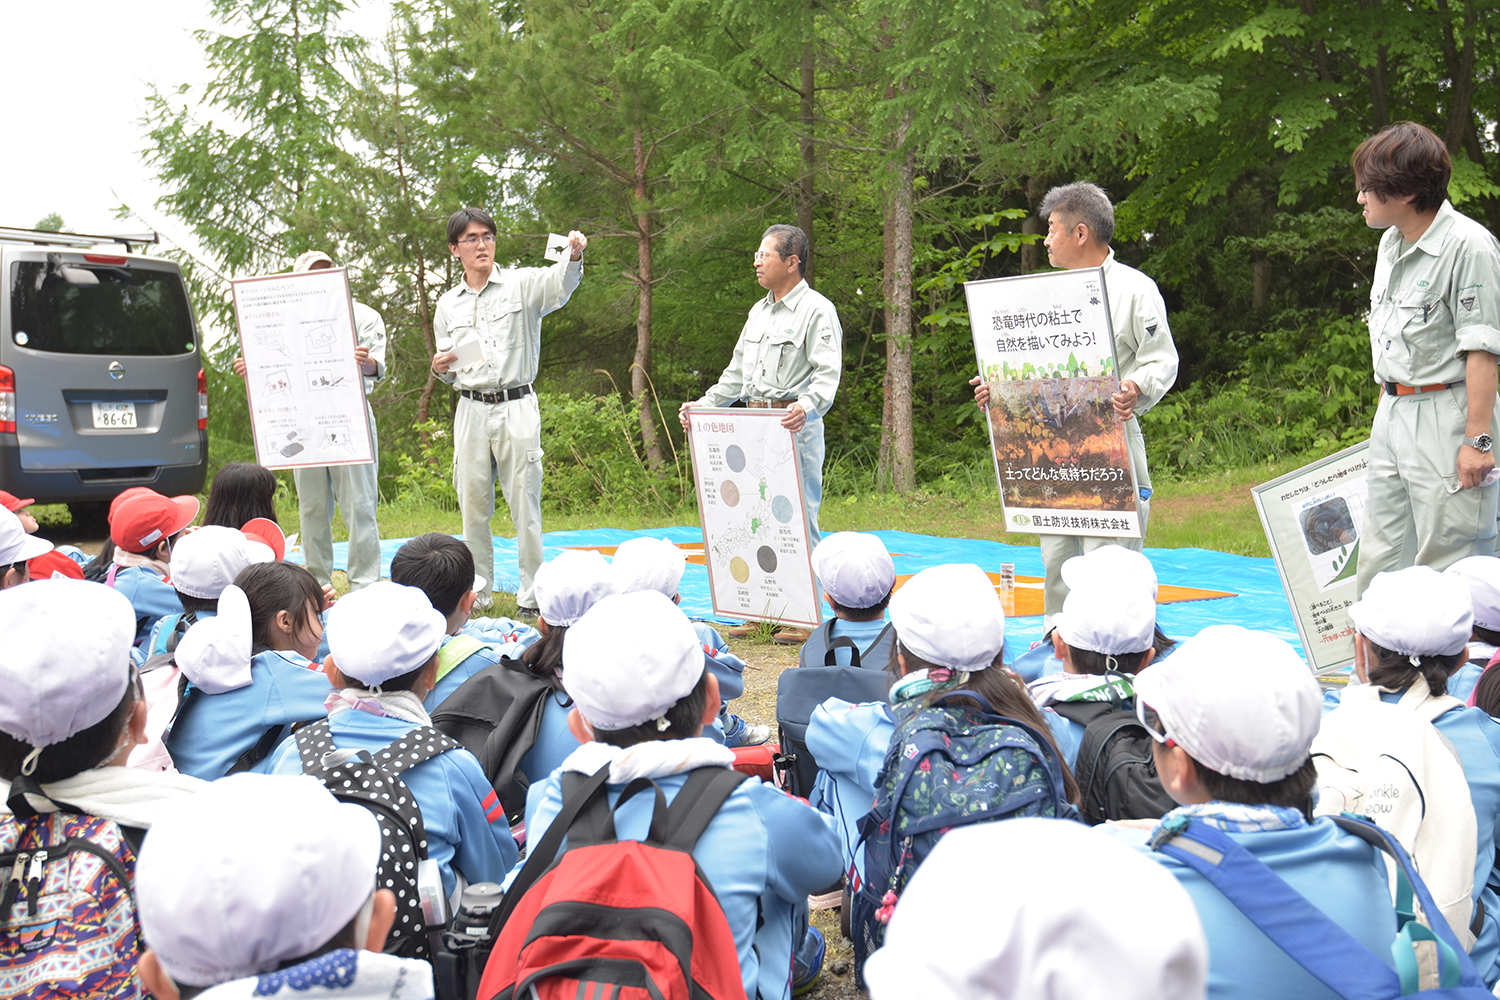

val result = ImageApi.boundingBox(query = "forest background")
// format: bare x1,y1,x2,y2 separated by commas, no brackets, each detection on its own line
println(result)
121,0,1500,520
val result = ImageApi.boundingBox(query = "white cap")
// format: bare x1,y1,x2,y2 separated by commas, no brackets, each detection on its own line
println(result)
563,591,703,731
1133,625,1320,783
176,585,255,695
328,581,446,687
0,579,135,750
0,507,52,565
1054,583,1156,655
610,537,687,599
812,532,896,610
137,773,380,987
865,818,1207,1000
168,526,276,600
1060,545,1158,600
1446,557,1500,634
1349,566,1472,658
535,550,618,627
292,250,335,272
888,564,1004,671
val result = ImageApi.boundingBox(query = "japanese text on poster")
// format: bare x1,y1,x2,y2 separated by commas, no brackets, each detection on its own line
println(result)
232,268,374,471
1251,441,1369,675
963,267,1140,538
686,408,821,628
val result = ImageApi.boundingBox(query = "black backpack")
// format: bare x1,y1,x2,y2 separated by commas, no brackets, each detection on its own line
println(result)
429,656,554,825
294,719,462,959
775,663,890,798
797,620,896,674
1049,690,1175,826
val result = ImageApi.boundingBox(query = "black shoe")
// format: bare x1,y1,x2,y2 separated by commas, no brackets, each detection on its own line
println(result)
516,605,540,621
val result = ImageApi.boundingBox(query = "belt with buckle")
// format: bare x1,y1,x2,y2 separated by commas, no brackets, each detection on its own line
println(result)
745,399,796,410
461,384,533,404
1383,380,1461,396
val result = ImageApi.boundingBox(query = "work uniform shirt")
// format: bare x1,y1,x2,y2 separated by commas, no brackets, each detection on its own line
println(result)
433,259,582,392
1370,200,1500,387
700,280,843,417
1101,250,1178,415
352,301,387,395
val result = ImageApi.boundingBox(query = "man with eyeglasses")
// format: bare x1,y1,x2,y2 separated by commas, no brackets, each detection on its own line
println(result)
678,224,843,644
431,207,587,616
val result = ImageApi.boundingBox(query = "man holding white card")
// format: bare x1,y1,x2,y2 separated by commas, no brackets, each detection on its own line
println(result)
431,207,587,615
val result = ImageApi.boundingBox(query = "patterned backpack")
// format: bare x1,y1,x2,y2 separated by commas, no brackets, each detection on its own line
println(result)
0,811,142,999
851,690,1077,979
294,720,462,960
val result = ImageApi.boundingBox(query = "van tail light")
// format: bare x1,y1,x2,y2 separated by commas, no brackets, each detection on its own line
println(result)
197,368,208,431
0,365,13,434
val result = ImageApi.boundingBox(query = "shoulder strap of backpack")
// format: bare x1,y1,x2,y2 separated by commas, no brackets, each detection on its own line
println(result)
488,764,613,937
294,719,336,771
799,620,835,669
1049,700,1117,726
661,767,749,853
436,635,491,683
227,724,287,775
824,637,862,669
371,726,463,776
164,611,197,654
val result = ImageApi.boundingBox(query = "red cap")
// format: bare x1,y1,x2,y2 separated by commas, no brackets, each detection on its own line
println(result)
110,493,201,554
109,487,161,522
0,491,34,512
29,550,84,580
240,517,286,561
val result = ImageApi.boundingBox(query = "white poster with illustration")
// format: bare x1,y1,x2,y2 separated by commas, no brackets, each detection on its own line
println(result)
686,407,821,628
963,267,1141,538
1251,441,1370,675
232,268,374,470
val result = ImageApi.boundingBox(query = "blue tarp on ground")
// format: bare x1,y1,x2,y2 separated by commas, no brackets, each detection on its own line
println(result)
292,526,1303,659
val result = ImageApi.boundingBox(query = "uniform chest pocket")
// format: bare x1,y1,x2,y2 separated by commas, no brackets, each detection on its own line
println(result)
1394,294,1450,335
484,299,525,324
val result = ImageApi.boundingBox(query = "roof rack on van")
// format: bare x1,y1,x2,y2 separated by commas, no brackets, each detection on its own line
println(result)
0,227,160,253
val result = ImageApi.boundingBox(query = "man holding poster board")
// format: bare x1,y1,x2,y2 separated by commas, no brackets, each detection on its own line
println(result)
972,183,1178,620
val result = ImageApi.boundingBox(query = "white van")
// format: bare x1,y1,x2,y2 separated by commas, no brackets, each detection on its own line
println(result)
0,227,207,518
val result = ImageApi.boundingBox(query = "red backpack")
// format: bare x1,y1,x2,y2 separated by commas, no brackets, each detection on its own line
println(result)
477,765,749,1000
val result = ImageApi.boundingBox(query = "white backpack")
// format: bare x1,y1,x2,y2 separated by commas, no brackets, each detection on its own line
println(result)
1312,676,1479,951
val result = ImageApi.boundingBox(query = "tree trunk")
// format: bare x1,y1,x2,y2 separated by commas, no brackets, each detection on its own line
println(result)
1021,175,1045,273
798,0,816,286
1253,258,1271,309
632,128,666,470
878,116,916,494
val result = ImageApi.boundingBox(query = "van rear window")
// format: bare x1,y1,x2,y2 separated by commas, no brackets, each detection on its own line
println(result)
10,262,195,356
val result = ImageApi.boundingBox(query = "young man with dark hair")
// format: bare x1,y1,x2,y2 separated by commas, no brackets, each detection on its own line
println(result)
430,208,589,617
1352,121,1500,594
972,182,1179,625
678,224,843,643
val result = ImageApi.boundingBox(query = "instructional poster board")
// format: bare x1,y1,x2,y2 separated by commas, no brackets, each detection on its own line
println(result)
963,267,1141,538
1251,441,1370,675
686,407,821,628
231,268,374,471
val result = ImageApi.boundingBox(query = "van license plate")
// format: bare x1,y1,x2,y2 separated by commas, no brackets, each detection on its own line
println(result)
91,402,137,429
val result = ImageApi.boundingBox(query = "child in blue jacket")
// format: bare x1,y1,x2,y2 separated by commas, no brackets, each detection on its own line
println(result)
1445,556,1500,703
266,581,518,897
513,591,843,1000
1110,625,1401,1000
389,532,539,711
109,490,201,648
165,561,332,780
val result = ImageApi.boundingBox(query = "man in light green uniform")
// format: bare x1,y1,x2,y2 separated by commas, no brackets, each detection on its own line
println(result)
973,182,1179,621
1353,122,1500,596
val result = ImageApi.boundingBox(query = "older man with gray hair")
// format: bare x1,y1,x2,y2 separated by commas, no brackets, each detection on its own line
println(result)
973,182,1179,622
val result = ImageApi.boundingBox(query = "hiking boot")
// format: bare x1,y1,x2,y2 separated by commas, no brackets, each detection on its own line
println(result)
724,715,772,748
772,626,811,646
723,621,762,638
792,926,826,996
515,605,540,621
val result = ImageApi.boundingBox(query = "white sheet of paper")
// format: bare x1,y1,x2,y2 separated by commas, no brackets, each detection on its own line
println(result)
543,232,571,262
450,335,487,372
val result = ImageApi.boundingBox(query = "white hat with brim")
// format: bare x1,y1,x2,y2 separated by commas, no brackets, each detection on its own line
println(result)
1446,557,1500,632
610,537,688,599
1349,566,1472,658
137,773,380,987
0,507,53,565
1060,545,1158,600
1054,583,1156,656
1132,624,1320,783
888,563,1004,671
812,532,896,610
327,581,446,687
536,550,619,627
563,591,703,731
169,526,276,600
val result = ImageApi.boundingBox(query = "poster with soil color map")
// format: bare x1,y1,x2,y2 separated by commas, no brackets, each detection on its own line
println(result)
685,407,821,627
964,267,1141,538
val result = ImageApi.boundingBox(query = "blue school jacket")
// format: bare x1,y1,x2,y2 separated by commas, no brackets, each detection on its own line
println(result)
805,698,896,874
113,565,183,652
517,691,581,787
1107,819,1397,1000
518,759,843,1000
164,650,332,781
267,708,518,898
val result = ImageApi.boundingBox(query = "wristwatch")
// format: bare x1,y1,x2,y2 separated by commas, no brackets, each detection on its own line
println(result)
1465,434,1494,452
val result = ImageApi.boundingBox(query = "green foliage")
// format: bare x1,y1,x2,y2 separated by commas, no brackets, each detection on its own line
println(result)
33,214,65,233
